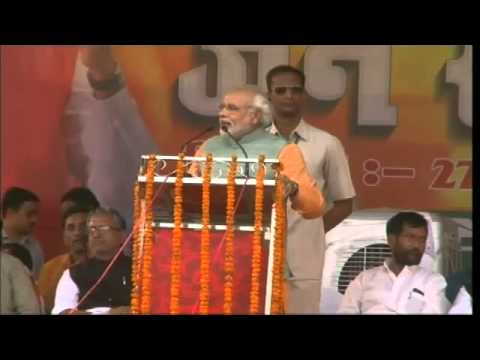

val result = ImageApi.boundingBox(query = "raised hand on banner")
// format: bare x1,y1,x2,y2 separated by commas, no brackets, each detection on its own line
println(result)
80,45,124,99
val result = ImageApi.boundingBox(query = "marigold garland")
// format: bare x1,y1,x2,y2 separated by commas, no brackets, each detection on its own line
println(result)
139,155,157,314
170,154,186,314
199,153,213,314
130,181,142,315
249,155,265,314
223,156,237,314
271,172,286,314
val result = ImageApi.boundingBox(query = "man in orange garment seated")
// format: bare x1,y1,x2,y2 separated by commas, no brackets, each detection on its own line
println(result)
38,206,90,313
189,86,326,220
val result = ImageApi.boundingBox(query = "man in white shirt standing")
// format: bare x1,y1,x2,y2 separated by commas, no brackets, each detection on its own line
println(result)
265,65,356,314
338,211,449,314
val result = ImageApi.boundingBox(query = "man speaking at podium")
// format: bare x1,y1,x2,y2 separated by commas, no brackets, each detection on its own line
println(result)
189,87,327,313
189,86,325,220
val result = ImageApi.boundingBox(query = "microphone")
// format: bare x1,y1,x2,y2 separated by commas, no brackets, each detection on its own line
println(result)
263,121,273,129
180,125,216,154
221,125,250,178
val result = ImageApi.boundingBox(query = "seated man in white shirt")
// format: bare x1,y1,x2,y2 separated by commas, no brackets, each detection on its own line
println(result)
52,208,131,315
448,286,472,315
446,270,472,315
338,211,449,314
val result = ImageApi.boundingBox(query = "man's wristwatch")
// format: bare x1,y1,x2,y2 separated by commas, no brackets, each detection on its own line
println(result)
289,181,299,199
87,70,123,92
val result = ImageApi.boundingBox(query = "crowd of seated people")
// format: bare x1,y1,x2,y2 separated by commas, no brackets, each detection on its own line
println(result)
0,187,472,315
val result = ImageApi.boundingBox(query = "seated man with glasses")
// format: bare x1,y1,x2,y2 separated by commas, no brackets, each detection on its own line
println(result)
52,208,131,315
189,86,326,221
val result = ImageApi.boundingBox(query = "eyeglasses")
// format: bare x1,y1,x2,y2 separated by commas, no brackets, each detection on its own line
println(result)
218,103,252,112
272,85,304,95
88,225,121,234
65,224,87,233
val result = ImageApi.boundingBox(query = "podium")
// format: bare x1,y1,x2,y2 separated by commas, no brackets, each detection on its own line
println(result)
131,155,286,315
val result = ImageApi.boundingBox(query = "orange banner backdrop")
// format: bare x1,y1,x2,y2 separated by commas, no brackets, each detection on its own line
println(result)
1,45,472,259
